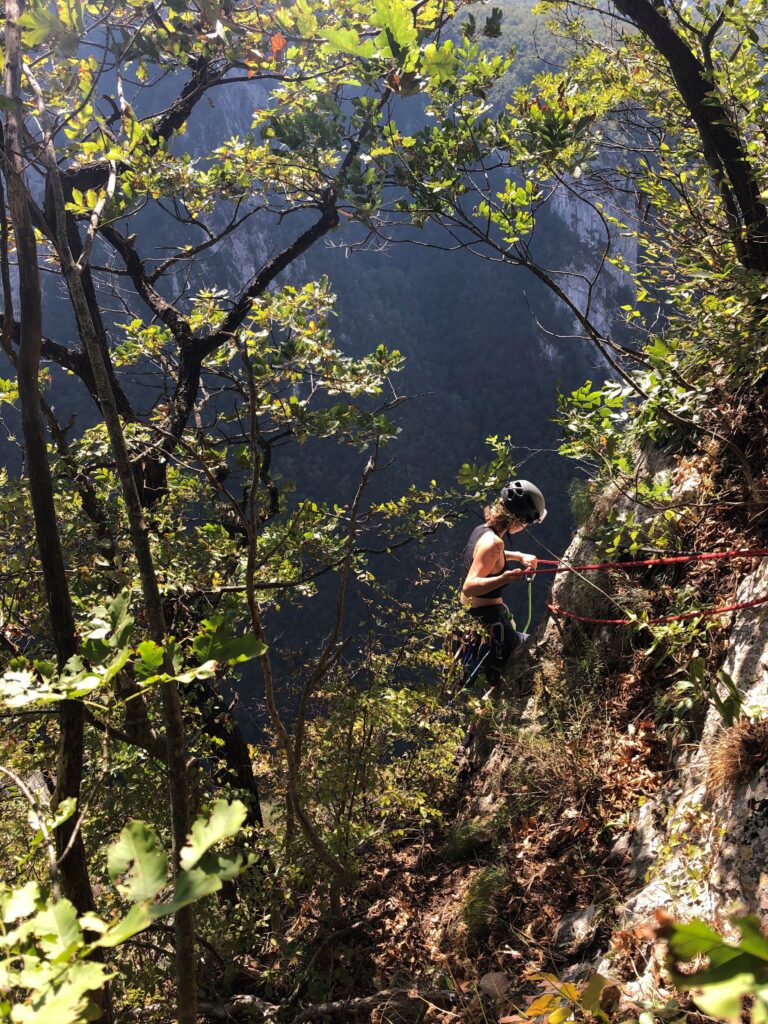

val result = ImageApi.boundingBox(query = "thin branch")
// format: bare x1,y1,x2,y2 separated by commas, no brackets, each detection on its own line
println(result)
0,766,59,897
78,158,117,269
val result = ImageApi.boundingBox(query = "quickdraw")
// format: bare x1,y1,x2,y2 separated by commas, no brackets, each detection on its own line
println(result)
522,573,534,633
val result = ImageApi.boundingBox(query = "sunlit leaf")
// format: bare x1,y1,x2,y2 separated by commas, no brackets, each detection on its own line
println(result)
107,822,168,902
179,799,248,871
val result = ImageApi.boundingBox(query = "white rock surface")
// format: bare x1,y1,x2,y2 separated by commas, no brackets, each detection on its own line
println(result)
554,905,599,954
619,557,768,929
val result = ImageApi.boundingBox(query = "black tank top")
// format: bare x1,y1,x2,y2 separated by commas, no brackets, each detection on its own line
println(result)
463,524,511,600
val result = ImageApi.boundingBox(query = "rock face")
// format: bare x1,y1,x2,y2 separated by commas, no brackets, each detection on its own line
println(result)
620,557,768,930
554,905,599,956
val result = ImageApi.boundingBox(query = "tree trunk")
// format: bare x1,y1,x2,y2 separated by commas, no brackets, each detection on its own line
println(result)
611,0,768,273
3,0,96,918
36,133,198,1024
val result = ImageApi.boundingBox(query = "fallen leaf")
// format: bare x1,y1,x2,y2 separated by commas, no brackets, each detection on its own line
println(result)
478,972,509,998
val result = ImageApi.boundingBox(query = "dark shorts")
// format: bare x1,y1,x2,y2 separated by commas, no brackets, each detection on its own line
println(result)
461,604,525,688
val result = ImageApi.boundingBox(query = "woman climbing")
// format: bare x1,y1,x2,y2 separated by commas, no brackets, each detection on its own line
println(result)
460,479,547,689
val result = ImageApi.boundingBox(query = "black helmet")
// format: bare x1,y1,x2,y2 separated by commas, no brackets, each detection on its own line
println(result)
500,479,547,524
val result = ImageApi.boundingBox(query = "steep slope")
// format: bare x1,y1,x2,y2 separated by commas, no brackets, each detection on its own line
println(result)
228,450,767,1024
395,452,768,1018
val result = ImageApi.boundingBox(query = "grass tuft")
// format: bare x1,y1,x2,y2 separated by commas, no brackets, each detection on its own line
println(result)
706,718,768,795
462,864,508,939
442,819,491,864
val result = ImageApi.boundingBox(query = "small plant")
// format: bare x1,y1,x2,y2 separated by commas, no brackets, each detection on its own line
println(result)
546,642,610,731
644,801,719,903
644,615,720,670
462,865,508,939
709,670,746,727
569,478,596,527
499,970,615,1024
659,660,745,746
442,819,491,864
497,729,602,821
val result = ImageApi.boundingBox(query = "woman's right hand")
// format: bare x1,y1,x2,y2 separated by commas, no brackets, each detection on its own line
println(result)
502,568,525,583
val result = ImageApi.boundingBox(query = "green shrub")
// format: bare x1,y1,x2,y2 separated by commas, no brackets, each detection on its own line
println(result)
545,642,611,732
568,478,595,527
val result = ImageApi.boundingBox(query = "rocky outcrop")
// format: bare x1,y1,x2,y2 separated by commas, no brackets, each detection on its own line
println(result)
619,557,768,930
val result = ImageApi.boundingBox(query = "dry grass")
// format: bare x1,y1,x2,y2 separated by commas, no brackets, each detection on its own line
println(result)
492,727,604,823
706,718,768,795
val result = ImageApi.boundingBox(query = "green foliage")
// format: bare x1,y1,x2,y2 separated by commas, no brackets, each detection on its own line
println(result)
499,971,612,1024
107,822,168,902
641,611,720,668
661,915,768,1024
660,659,744,738
536,0,768,571
556,379,628,470
102,803,248,925
456,434,518,499
4,0,768,1010
0,593,223,712
0,885,110,1024
179,800,248,871
19,5,79,53
0,379,19,407
267,673,462,877
568,478,596,528
546,642,610,732
708,671,746,728
190,618,267,667
0,802,248,1024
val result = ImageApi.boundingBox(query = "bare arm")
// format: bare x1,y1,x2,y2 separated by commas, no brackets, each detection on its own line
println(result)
504,550,538,570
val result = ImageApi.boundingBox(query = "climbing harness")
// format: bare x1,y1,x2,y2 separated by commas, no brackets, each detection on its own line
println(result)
528,547,768,627
444,617,492,690
445,608,523,693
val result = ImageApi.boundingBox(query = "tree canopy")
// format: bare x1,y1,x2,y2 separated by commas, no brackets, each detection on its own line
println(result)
2,0,768,1021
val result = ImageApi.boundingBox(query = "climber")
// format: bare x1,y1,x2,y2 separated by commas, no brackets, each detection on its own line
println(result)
452,480,547,765
459,479,547,690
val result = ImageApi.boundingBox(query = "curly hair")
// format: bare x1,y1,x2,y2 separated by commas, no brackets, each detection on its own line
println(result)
483,501,523,532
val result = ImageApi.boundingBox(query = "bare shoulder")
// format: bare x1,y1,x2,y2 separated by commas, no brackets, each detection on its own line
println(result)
473,530,503,558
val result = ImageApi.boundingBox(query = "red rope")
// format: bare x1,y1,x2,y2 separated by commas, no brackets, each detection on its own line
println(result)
531,548,768,575
547,594,768,626
534,548,768,626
